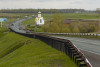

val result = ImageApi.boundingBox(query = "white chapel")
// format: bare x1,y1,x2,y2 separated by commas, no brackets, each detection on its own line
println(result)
35,10,44,26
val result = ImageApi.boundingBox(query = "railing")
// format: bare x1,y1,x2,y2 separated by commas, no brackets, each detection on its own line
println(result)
12,31,92,67
36,32,100,37
34,34,92,67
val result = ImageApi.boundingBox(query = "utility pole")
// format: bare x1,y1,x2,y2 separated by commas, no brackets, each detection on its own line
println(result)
97,8,100,28
99,13,100,28
1,22,2,27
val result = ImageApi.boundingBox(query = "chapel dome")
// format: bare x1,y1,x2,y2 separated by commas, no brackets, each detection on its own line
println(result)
38,11,41,14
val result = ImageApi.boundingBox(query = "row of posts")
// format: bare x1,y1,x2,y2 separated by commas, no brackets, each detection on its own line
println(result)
9,29,92,67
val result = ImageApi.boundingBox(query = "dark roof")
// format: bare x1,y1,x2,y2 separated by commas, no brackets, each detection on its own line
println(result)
64,19,72,24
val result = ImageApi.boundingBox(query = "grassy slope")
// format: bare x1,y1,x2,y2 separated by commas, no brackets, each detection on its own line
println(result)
0,33,77,67
0,26,9,38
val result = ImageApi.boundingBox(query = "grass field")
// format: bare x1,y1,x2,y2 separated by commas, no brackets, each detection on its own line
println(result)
0,33,77,67
0,26,9,38
22,18,35,25
42,13,100,21
0,13,32,19
62,13,100,19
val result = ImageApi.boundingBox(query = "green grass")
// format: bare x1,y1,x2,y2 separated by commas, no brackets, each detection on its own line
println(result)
0,13,32,19
22,18,35,31
22,18,44,32
42,13,100,20
62,13,99,19
0,26,9,38
0,17,16,38
0,33,77,67
22,18,35,25
6,18,16,24
43,14,53,22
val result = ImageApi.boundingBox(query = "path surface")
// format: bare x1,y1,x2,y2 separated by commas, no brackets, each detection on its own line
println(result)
51,36,100,67
81,50,100,67
10,17,32,33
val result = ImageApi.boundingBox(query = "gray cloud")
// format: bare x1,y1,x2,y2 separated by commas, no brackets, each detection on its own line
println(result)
0,0,99,10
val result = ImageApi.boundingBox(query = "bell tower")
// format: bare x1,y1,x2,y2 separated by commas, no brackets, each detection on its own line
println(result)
38,9,41,17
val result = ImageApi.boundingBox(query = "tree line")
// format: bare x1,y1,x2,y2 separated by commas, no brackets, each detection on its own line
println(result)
0,9,97,13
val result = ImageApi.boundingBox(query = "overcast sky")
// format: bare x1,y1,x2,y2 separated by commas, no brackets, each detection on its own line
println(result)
0,0,100,10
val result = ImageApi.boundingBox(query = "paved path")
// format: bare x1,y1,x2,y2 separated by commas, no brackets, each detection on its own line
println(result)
52,36,100,67
80,50,100,67
10,17,32,33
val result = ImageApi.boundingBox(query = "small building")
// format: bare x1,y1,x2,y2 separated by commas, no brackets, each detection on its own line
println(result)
35,11,44,26
64,19,72,25
50,20,53,25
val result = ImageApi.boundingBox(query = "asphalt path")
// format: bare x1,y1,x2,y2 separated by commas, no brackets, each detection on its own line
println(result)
10,17,32,33
51,36,100,67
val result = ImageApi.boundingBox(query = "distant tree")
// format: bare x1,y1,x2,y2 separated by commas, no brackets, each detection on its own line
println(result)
43,13,72,33
72,26,80,33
